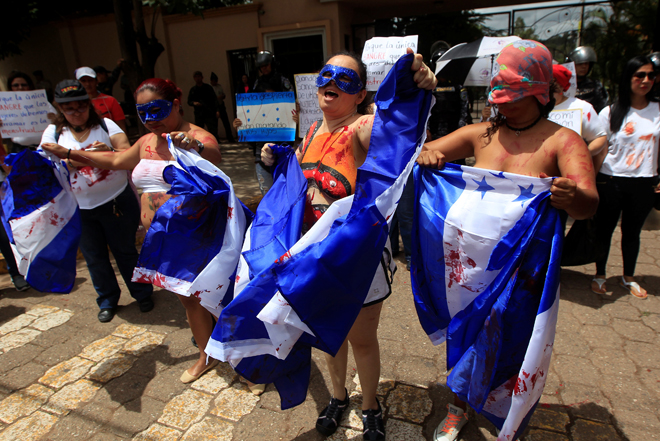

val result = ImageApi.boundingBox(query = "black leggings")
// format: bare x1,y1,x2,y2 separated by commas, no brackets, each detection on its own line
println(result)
595,173,657,276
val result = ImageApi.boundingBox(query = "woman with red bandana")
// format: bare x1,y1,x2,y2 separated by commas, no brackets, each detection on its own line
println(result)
262,49,436,440
592,56,660,299
419,40,598,441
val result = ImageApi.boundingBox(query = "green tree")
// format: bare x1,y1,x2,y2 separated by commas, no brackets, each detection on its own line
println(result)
513,17,540,41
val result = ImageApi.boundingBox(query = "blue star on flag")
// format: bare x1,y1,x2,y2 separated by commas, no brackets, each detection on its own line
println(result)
472,177,495,199
513,184,535,206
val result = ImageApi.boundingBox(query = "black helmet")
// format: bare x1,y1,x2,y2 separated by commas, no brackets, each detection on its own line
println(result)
256,51,274,68
430,40,451,64
649,52,660,71
569,46,597,64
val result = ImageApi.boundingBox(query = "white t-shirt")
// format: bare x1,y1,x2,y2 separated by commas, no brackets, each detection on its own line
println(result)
554,97,606,143
599,102,660,178
41,119,128,209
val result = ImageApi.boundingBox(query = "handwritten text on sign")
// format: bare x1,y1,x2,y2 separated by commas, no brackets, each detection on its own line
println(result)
294,74,323,138
548,109,582,136
361,36,418,91
236,92,296,142
0,90,51,137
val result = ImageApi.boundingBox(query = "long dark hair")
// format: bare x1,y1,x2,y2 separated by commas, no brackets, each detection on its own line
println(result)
7,71,35,90
610,55,654,133
321,52,372,114
481,82,559,143
54,99,103,135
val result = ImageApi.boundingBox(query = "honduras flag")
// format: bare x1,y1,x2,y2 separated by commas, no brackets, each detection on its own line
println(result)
132,137,252,316
411,163,562,441
205,53,434,409
0,150,81,293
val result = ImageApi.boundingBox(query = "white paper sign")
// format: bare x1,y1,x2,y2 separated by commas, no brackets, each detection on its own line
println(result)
294,74,323,138
560,61,578,98
548,108,582,136
236,92,296,142
362,36,418,91
0,90,51,137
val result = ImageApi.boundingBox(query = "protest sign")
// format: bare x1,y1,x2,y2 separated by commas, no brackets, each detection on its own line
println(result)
294,74,323,138
236,92,296,142
0,90,51,137
361,36,418,91
561,61,578,98
548,108,582,136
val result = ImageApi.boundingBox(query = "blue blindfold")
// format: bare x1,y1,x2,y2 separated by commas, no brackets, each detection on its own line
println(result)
136,99,173,124
316,64,363,95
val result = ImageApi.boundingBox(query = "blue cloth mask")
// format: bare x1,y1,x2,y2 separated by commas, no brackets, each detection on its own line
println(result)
136,99,173,124
316,64,363,95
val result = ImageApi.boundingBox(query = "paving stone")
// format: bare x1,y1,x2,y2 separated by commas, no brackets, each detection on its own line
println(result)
558,383,612,423
553,331,591,356
599,302,643,321
384,418,424,440
353,374,396,397
590,348,637,377
525,429,570,441
613,408,660,440
571,418,622,441
642,313,660,332
34,339,83,367
181,416,233,441
112,323,147,339
2,362,48,391
0,410,58,440
0,384,53,424
86,353,137,383
233,405,290,440
133,423,182,441
580,325,622,348
327,426,362,440
103,372,151,405
144,366,188,402
625,340,660,368
46,409,103,440
39,356,95,389
209,382,260,422
344,391,364,430
639,368,660,396
108,396,165,438
25,305,60,317
570,304,610,326
80,336,127,362
30,310,73,331
395,355,437,388
190,363,236,394
553,355,600,387
602,375,659,413
0,314,36,335
386,384,432,424
528,407,570,432
611,318,658,343
42,379,101,415
158,389,212,430
0,343,39,374
0,328,41,353
121,331,165,356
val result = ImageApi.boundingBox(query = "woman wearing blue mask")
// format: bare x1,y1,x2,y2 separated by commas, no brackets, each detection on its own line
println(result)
262,50,436,440
42,78,223,384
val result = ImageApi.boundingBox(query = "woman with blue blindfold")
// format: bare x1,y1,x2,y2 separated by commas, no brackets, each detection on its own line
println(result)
261,48,436,440
43,78,224,385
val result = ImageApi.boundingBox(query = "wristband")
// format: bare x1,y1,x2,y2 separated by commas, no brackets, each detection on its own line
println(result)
67,149,71,160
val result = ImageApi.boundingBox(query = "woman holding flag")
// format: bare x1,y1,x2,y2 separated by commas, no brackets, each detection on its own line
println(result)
42,78,223,383
261,49,436,440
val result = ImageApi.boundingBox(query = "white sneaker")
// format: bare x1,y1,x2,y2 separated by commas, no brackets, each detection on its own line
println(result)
433,404,468,441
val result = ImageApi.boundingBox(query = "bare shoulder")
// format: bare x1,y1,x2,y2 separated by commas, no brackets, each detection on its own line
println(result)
189,124,218,147
547,122,588,153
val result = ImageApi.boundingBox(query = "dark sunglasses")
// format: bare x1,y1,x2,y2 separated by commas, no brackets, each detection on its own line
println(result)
633,71,658,80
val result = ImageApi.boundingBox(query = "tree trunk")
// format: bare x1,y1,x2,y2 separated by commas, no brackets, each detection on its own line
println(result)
133,0,164,80
113,0,143,96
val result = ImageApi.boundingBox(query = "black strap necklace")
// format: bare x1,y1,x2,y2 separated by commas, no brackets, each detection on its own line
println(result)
505,113,543,136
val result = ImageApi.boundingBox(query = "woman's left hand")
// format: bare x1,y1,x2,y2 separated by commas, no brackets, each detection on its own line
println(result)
168,131,201,152
408,48,437,90
542,174,577,210
40,142,69,159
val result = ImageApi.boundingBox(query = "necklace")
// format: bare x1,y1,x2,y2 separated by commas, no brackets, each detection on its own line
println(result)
505,113,543,136
71,126,91,142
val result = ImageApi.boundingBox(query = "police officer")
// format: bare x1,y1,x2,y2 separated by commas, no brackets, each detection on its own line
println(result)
253,51,292,93
569,46,608,113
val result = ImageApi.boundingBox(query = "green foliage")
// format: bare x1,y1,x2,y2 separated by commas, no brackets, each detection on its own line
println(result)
143,0,250,15
513,17,540,41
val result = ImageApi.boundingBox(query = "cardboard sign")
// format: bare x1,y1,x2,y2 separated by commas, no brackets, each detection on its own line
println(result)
0,90,51,137
548,108,582,136
362,36,418,91
561,61,578,99
236,92,296,142
294,74,323,138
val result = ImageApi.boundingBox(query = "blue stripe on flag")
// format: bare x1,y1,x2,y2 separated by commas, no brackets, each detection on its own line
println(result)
238,128,296,142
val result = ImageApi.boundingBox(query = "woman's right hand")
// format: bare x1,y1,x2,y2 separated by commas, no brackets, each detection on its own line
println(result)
40,143,69,159
261,144,275,166
416,148,446,169
233,118,243,129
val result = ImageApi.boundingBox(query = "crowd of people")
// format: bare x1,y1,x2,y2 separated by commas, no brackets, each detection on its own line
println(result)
1,37,659,441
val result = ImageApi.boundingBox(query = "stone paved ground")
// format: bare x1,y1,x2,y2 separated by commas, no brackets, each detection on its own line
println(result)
0,143,658,441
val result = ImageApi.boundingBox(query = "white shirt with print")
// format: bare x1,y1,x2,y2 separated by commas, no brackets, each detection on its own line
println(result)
554,97,606,143
599,102,660,178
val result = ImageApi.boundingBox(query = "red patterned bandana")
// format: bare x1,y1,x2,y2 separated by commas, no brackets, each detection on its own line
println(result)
489,40,553,106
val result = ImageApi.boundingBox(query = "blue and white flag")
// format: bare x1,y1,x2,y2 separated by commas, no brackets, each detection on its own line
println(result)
206,53,434,409
411,163,563,441
236,92,296,142
132,137,252,316
0,150,81,293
